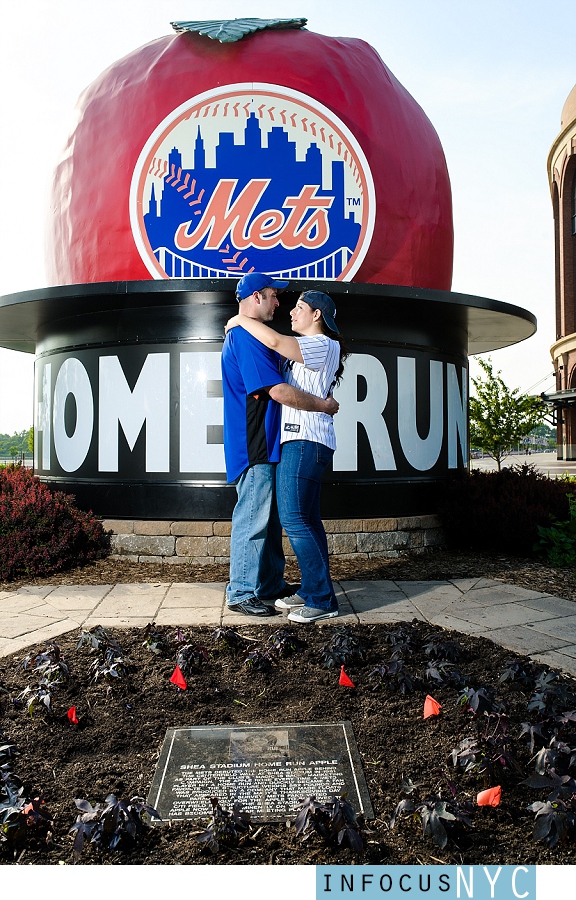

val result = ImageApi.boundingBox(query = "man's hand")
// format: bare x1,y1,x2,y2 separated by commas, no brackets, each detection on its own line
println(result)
323,395,339,416
268,383,340,415
225,315,241,334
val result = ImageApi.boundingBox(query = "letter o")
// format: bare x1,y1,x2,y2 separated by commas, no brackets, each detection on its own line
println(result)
53,358,94,472
380,875,392,892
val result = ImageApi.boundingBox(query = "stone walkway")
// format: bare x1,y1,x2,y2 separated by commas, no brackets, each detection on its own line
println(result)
2,578,576,676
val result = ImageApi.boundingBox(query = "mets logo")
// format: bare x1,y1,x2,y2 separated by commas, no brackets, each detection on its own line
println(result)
130,83,375,281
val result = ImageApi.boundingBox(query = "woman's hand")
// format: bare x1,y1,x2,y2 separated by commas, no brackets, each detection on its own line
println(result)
225,315,241,334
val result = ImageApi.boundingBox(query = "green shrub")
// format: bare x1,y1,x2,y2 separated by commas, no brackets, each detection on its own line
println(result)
438,465,573,556
534,494,576,566
0,466,110,581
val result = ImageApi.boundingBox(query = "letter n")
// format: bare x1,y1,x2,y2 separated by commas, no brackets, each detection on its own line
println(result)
98,354,170,472
447,364,468,468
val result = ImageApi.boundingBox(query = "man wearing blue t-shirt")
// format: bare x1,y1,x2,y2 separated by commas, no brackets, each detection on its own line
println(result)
222,273,339,616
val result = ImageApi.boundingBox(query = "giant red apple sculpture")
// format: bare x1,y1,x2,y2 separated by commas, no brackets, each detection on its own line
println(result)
46,19,453,289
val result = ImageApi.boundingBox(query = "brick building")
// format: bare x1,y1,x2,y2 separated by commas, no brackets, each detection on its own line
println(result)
548,84,576,457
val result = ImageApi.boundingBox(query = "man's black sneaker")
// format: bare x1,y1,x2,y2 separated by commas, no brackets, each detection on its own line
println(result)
231,598,277,617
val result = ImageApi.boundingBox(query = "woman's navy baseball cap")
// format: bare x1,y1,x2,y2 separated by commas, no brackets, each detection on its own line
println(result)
236,273,289,299
300,290,339,333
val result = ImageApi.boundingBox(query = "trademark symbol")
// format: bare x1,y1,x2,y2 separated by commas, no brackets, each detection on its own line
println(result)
347,197,361,206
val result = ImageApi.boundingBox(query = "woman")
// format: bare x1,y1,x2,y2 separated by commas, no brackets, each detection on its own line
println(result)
226,290,348,623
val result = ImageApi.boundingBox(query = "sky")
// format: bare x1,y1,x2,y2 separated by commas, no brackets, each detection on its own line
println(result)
0,0,575,434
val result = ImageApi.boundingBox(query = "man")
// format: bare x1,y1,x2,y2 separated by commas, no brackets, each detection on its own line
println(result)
221,272,339,616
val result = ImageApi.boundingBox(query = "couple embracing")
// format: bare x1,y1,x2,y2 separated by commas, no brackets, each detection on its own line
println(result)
221,273,348,624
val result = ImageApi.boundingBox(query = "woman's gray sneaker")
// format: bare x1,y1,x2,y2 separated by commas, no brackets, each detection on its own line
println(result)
275,594,305,610
288,606,339,623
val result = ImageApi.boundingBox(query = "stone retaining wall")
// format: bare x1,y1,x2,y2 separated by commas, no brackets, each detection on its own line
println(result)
103,516,444,564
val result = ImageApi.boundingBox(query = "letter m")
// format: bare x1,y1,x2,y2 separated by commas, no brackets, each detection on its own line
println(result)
98,354,170,472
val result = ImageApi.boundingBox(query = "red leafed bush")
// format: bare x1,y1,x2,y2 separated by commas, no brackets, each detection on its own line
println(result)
438,465,573,556
0,466,110,581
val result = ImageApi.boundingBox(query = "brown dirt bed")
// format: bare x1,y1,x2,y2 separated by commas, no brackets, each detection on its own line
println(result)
2,549,576,865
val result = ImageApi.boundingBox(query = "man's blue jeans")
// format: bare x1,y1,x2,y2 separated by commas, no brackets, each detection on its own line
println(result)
226,463,287,607
276,440,338,612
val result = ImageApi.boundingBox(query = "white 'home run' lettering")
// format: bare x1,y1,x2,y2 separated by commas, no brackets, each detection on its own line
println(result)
333,354,397,472
447,364,468,468
53,358,94,472
98,354,170,472
180,352,225,473
397,357,444,471
34,351,468,476
34,362,52,470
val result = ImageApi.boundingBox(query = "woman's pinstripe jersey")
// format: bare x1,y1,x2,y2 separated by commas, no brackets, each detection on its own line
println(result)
281,335,340,450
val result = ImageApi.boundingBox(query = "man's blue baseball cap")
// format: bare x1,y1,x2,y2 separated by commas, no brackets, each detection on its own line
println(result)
301,290,339,334
236,272,289,300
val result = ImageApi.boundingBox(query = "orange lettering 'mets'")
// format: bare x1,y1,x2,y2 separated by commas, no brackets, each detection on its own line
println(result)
174,179,333,253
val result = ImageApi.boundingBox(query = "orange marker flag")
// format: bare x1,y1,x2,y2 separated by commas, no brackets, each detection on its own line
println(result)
339,665,355,688
477,786,501,807
170,664,187,690
423,695,442,718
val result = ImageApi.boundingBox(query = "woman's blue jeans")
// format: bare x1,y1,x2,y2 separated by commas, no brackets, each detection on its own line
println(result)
226,463,287,607
276,440,337,612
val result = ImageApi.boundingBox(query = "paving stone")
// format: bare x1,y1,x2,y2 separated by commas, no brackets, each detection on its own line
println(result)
92,584,169,618
162,583,226,608
0,619,79,654
221,608,284,625
461,586,548,607
482,626,571,655
459,604,554,629
81,616,158,629
530,651,576,676
0,613,67,639
526,616,576,643
520,596,576,617
0,594,56,614
532,643,576,660
103,583,170,595
357,608,426,624
450,578,485,592
0,636,14,655
10,586,57,599
155,608,222,626
466,578,506,590
394,582,461,602
410,598,472,619
339,580,403,596
43,585,114,611
424,614,487,634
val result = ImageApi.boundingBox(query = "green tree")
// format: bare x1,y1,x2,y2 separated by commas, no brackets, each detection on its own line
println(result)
469,358,545,470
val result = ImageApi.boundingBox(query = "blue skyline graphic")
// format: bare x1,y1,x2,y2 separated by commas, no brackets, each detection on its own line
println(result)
143,113,361,278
